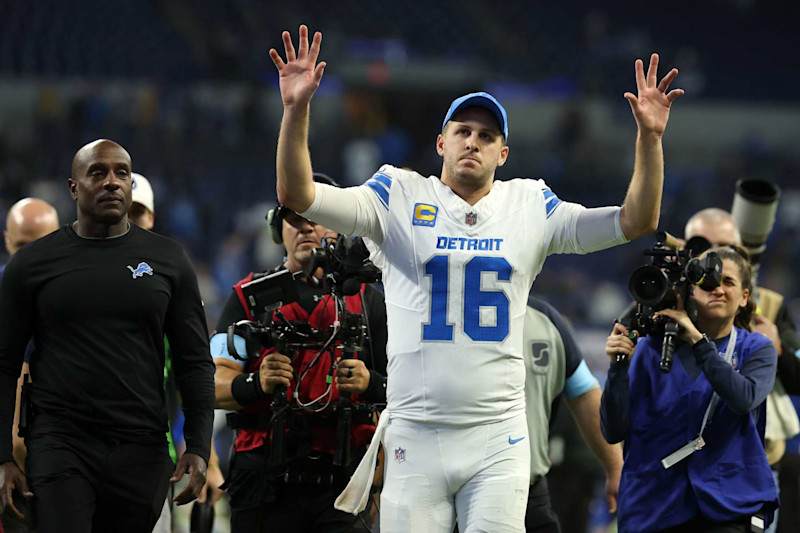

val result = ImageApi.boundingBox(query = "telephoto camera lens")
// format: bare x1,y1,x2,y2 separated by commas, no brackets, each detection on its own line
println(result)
628,265,670,306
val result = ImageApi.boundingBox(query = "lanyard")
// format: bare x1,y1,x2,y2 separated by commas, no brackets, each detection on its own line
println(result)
661,328,737,469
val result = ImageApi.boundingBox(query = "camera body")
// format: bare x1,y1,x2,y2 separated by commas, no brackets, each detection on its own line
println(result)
621,232,722,373
307,235,382,296
625,231,722,336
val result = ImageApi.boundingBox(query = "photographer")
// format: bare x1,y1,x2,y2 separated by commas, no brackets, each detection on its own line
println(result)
601,246,778,532
684,206,800,533
211,174,388,533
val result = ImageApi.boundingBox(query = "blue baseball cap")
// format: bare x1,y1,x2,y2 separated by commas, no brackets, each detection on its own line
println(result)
442,92,508,141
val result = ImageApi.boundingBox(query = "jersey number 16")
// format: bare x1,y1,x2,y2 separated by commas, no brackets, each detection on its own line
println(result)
423,255,511,342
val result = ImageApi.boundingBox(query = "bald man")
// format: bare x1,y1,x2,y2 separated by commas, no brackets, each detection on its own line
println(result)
0,140,215,533
3,198,59,259
0,198,58,533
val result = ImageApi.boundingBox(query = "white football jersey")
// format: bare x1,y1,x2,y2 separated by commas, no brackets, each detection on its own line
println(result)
303,164,625,426
361,165,605,426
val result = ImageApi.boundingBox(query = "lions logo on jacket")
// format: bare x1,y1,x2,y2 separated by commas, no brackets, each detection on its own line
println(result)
127,262,154,279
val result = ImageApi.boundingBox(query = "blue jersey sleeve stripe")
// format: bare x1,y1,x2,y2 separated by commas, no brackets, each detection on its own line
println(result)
209,332,246,367
545,197,562,218
564,360,599,399
367,177,392,196
543,189,555,201
371,172,392,189
366,180,390,209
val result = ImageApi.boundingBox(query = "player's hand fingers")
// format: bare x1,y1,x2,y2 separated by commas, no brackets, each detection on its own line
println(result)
633,59,645,93
269,48,286,70
282,30,296,62
623,92,638,115
646,53,659,88
666,88,684,103
314,62,326,84
297,24,309,58
658,68,678,93
308,31,323,64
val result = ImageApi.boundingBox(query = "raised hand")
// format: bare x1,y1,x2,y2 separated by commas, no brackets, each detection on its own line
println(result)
269,25,327,108
625,53,684,136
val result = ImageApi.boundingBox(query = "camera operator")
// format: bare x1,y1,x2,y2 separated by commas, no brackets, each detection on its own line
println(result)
601,246,778,532
211,174,388,533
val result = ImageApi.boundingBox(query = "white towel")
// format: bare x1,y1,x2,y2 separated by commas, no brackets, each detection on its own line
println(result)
766,378,800,441
334,409,391,515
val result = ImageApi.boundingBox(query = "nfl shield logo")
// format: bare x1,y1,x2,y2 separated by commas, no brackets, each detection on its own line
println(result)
394,447,406,463
465,212,477,225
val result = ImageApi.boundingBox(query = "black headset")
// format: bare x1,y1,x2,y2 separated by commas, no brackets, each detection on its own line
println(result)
266,173,339,244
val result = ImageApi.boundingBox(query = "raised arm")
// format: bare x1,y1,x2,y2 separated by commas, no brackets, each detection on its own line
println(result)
619,53,684,240
270,25,327,213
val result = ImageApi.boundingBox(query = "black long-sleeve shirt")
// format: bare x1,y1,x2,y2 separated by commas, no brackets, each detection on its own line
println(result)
0,223,215,463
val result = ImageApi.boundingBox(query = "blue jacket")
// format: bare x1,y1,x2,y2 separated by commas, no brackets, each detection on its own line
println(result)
601,327,778,532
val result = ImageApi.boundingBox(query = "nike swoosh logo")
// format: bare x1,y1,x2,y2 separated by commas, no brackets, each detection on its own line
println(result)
508,436,525,445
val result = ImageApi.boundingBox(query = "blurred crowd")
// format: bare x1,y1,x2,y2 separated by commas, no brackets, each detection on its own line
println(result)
1,2,799,532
